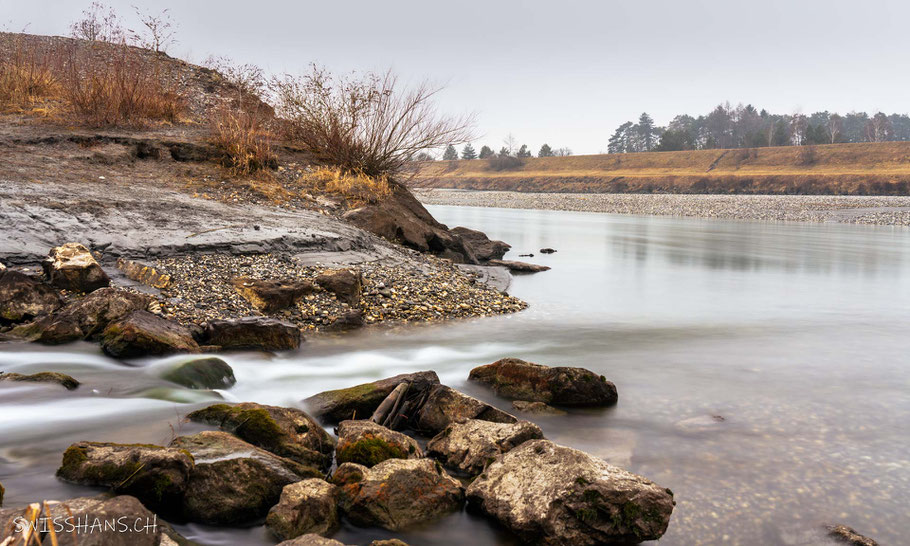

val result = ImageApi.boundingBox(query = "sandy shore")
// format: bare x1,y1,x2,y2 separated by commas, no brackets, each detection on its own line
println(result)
414,189,910,226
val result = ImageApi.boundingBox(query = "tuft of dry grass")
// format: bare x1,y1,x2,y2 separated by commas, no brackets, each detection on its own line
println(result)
0,40,60,113
302,166,392,203
209,105,277,175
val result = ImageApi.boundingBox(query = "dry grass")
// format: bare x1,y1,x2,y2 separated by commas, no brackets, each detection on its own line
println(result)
0,41,60,113
301,166,392,203
209,105,277,175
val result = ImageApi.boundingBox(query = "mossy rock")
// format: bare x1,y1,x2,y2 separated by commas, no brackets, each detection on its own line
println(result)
302,371,440,424
161,357,236,389
336,420,421,468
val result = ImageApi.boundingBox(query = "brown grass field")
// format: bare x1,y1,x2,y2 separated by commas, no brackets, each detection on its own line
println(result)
409,142,910,195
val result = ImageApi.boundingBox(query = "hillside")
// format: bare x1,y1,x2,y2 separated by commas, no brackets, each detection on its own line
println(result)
409,142,910,195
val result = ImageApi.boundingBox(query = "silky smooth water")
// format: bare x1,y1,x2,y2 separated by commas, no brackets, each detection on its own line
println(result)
1,205,908,545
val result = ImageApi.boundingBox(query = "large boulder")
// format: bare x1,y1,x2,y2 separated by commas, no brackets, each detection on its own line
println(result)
426,419,542,476
101,310,200,358
466,440,675,545
232,277,315,313
11,287,151,344
415,384,517,434
266,479,339,541
162,357,236,389
450,226,511,262
170,431,320,524
43,242,110,292
469,358,618,407
56,441,193,516
332,458,463,531
187,402,335,472
336,420,421,467
0,495,191,546
0,270,63,324
198,317,302,351
303,371,440,424
315,269,362,305
0,371,80,390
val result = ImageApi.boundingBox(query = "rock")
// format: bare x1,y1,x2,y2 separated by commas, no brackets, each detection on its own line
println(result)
0,480,3,506
0,270,63,324
511,400,566,415
426,419,543,476
266,479,339,541
56,441,193,516
0,494,191,546
187,402,335,472
827,524,879,546
278,535,346,546
170,431,320,524
116,258,172,289
540,248,557,254
162,357,235,389
101,310,200,358
370,541,410,546
303,371,440,424
336,420,421,467
332,458,463,531
315,269,362,305
325,309,364,331
43,242,110,292
486,260,550,273
232,277,315,313
675,414,726,432
415,384,517,434
11,287,151,344
469,358,617,407
451,226,511,261
198,317,302,352
0,371,80,390
466,440,674,545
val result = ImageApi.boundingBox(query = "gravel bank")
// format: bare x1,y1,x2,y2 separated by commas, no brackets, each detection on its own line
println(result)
414,189,910,226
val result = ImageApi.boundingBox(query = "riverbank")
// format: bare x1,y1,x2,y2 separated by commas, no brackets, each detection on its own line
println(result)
414,189,910,225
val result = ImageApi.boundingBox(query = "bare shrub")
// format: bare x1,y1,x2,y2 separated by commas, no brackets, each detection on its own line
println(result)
209,106,277,175
271,65,474,177
70,2,125,43
0,39,60,112
302,166,392,204
130,6,178,53
203,55,266,98
797,145,817,166
487,155,524,171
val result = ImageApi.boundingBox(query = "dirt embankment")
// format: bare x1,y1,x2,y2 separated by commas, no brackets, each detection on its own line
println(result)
409,142,910,195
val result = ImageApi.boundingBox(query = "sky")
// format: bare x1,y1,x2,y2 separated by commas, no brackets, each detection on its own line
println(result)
3,0,909,155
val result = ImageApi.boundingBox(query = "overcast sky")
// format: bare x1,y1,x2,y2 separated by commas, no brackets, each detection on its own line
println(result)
3,0,908,155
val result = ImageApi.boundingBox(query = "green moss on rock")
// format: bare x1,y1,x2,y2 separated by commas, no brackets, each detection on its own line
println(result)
337,435,408,467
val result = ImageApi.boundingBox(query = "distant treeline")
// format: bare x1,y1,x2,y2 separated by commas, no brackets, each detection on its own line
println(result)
609,104,910,153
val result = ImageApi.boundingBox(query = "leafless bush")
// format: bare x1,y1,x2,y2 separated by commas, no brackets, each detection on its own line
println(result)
797,145,817,166
203,55,266,98
487,155,525,171
0,38,60,112
209,106,277,175
271,65,474,177
70,2,124,43
130,6,178,53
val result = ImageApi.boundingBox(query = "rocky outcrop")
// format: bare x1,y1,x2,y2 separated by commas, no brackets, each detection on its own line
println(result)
198,317,302,351
450,226,511,261
332,458,463,531
43,242,110,292
466,440,674,545
469,358,618,407
56,441,193,516
232,277,315,313
416,384,517,434
0,494,191,546
101,310,200,358
426,419,543,475
303,371,440,424
187,402,335,472
0,270,63,324
336,420,421,467
487,260,550,273
315,269,362,305
0,371,80,390
266,479,339,541
170,431,320,524
162,357,236,389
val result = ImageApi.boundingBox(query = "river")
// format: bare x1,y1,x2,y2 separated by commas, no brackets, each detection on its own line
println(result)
1,205,908,545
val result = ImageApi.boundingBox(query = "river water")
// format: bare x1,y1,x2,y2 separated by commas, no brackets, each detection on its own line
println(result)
1,205,908,545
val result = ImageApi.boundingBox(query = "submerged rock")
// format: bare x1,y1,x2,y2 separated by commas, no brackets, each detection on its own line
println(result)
266,479,339,541
487,260,550,273
466,439,674,545
332,458,463,531
469,358,617,407
199,317,302,352
451,226,511,262
427,419,543,476
0,270,63,324
171,431,320,524
415,384,517,434
56,441,193,516
303,371,440,424
232,277,315,313
0,371,80,390
186,402,335,472
101,310,200,358
43,242,110,293
511,400,567,415
827,524,879,546
336,420,421,467
315,269,362,305
162,357,236,390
